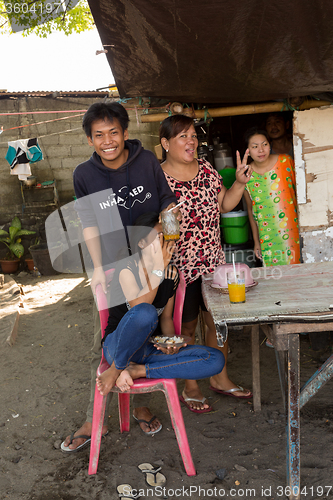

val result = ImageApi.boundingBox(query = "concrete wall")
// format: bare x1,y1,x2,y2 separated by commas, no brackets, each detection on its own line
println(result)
0,95,160,221
293,105,333,262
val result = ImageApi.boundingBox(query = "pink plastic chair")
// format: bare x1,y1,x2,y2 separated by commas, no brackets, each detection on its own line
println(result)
88,268,196,476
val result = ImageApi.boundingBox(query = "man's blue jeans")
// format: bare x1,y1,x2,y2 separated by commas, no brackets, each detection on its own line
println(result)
103,303,224,379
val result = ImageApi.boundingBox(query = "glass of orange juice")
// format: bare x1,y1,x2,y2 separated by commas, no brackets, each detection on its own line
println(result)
227,270,246,304
161,210,180,240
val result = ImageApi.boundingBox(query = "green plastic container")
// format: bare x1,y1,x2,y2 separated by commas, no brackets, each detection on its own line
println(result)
220,210,249,245
218,168,236,189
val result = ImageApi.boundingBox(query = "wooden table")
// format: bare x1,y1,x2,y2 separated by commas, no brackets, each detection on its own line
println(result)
202,262,333,500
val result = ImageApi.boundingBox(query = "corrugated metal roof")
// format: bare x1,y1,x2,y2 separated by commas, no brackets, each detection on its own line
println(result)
0,90,111,99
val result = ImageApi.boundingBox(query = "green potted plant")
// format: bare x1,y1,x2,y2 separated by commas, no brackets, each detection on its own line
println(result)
0,216,36,274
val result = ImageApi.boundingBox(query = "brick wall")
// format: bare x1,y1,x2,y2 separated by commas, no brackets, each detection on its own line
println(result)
0,95,160,221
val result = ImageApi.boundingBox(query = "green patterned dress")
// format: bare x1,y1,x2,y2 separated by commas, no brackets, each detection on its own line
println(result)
245,154,300,266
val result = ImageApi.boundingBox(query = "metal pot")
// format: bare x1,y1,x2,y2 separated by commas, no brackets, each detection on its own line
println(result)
22,176,37,187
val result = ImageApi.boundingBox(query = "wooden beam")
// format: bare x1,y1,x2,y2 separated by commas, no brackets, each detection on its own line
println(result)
140,100,332,123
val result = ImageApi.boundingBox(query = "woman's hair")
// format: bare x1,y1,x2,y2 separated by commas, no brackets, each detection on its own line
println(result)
129,212,160,258
244,127,270,147
159,115,195,160
82,101,129,137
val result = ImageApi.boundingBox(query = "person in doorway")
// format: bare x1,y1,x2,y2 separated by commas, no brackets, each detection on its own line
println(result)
159,115,253,413
96,212,225,396
243,127,300,266
266,113,294,158
61,102,178,452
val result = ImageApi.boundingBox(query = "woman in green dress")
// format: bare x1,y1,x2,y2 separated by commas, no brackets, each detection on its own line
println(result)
244,127,300,267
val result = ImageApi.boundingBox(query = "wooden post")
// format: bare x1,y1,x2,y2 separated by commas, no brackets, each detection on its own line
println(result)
286,334,300,500
251,324,261,412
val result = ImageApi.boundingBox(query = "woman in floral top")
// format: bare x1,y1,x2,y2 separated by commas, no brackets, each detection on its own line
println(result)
159,115,253,413
244,128,300,266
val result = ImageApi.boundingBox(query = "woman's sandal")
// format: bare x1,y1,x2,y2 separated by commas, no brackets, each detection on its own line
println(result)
179,390,213,413
138,463,166,487
60,431,109,453
209,385,252,399
133,415,162,435
117,484,140,499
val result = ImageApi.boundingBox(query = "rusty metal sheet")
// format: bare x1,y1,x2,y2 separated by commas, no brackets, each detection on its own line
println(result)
202,262,333,325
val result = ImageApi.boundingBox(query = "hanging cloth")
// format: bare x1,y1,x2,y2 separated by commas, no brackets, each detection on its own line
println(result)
5,138,43,180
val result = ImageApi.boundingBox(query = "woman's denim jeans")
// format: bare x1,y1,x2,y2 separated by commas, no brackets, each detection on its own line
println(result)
103,303,224,379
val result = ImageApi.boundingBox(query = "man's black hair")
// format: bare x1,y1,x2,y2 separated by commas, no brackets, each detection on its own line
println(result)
82,101,130,137
265,112,288,124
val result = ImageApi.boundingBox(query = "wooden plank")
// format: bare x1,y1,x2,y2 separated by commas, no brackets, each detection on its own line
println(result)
272,325,290,350
275,350,287,412
286,334,301,500
0,276,21,346
5,311,20,346
201,262,333,325
275,321,333,335
251,325,261,412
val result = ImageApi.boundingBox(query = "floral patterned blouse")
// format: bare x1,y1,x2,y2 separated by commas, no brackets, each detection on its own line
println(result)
164,159,225,285
245,154,300,266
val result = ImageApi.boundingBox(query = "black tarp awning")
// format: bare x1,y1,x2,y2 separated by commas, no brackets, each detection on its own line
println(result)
88,0,333,104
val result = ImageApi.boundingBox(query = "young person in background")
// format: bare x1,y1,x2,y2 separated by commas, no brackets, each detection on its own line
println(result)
266,113,294,158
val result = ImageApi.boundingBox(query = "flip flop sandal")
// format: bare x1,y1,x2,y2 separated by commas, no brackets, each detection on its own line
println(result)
133,415,162,435
138,463,166,487
209,385,253,399
179,392,213,414
60,431,108,453
117,484,140,499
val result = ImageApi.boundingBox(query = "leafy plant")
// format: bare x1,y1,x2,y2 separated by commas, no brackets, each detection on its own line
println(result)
0,216,36,260
0,0,94,37
31,236,41,246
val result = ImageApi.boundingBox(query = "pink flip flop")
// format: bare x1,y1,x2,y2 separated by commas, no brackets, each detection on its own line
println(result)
209,385,253,399
179,392,213,414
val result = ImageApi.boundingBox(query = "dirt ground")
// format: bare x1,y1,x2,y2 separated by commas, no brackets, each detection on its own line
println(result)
1,272,333,500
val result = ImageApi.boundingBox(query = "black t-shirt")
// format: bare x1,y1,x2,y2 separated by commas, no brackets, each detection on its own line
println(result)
103,259,179,342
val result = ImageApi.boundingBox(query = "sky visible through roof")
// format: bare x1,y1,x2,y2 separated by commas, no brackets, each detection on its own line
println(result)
1,28,114,92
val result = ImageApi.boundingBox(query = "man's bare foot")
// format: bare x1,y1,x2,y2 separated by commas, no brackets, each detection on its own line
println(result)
210,376,252,398
133,407,162,434
96,362,121,396
116,363,146,392
62,421,108,451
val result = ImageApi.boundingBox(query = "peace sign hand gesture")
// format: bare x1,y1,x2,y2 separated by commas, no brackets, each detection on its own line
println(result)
235,149,253,185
